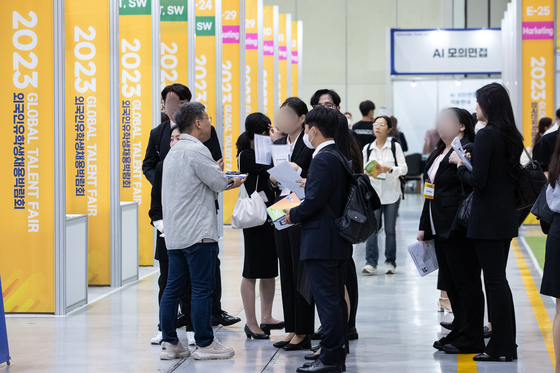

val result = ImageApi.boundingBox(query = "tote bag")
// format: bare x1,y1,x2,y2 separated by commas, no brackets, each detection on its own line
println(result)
231,156,268,229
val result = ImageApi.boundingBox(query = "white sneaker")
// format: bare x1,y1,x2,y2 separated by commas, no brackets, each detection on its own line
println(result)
385,263,396,274
187,331,196,346
151,331,162,345
361,265,377,275
160,341,191,360
192,338,235,360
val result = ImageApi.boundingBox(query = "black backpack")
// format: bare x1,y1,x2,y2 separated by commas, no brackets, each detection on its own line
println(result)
366,138,406,199
323,149,382,244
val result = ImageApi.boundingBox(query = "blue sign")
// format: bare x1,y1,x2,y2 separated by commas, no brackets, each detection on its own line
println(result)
0,277,10,366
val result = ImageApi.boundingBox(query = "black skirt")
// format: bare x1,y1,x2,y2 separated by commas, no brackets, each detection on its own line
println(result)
242,218,278,279
541,214,560,298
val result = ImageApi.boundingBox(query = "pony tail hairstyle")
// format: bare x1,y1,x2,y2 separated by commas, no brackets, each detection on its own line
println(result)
236,112,271,156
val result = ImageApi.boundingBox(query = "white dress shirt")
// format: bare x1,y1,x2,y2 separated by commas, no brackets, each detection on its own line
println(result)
543,122,559,136
313,140,336,158
546,183,560,213
362,138,408,205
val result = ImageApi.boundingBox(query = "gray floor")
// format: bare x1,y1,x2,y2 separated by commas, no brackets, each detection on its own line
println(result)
1,194,556,372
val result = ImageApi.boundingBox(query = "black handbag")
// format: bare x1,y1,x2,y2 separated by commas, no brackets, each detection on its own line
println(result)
530,184,553,234
456,190,474,229
515,148,547,210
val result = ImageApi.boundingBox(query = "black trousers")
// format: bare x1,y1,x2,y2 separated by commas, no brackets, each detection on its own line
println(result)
345,254,359,329
306,258,348,366
435,234,484,352
475,239,517,357
276,226,315,335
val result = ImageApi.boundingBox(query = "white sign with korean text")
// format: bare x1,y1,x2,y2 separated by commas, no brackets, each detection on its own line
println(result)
392,29,502,75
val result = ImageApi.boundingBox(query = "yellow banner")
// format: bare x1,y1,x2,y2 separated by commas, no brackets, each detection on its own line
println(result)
245,0,259,115
278,13,287,107
195,0,218,127
119,0,154,267
291,20,298,97
263,6,274,125
0,1,55,312
66,0,112,284
521,0,555,148
222,0,241,224
160,0,188,91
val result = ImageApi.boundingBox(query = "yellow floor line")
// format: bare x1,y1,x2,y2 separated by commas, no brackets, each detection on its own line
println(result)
457,354,477,373
512,238,556,370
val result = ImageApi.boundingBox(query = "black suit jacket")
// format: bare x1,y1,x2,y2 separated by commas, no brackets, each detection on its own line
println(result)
458,126,519,240
289,144,352,260
533,130,559,172
419,138,473,241
142,120,223,185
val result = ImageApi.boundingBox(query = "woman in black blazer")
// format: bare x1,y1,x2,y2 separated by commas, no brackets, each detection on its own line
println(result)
271,97,316,350
450,83,524,362
418,108,484,355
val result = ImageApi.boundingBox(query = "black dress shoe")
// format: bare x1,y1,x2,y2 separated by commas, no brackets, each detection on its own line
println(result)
433,341,444,351
311,326,322,340
440,321,453,330
305,352,320,360
311,344,321,352
296,359,342,373
244,324,269,339
260,321,285,335
303,361,346,372
347,327,359,340
211,310,241,326
273,340,290,348
483,326,492,339
176,313,189,328
473,353,514,362
283,335,311,351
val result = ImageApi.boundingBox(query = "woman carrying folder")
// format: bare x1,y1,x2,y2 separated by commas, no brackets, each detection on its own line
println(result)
417,108,485,355
236,113,284,340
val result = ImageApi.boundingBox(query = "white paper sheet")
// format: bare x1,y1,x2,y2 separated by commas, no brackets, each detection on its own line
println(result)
271,144,291,167
267,161,306,200
407,240,438,277
254,134,273,165
451,136,473,171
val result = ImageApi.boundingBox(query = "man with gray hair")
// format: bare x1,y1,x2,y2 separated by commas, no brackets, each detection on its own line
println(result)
159,102,245,360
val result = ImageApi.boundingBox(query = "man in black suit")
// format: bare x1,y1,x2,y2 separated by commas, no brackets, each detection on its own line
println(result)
284,107,351,373
142,83,240,328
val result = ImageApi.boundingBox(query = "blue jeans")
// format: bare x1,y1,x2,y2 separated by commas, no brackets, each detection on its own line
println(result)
159,243,218,347
365,199,400,268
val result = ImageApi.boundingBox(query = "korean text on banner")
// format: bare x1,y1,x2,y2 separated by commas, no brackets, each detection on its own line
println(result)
0,1,56,312
278,13,287,106
263,6,275,125
245,0,259,114
119,0,154,266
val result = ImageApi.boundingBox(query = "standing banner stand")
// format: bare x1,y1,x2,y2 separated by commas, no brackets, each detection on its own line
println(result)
118,0,153,266
0,277,9,365
263,6,278,125
245,0,263,116
222,0,245,224
277,13,291,103
291,20,299,97
160,0,189,92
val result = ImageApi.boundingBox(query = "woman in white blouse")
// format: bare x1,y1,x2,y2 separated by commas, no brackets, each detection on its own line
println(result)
361,116,408,275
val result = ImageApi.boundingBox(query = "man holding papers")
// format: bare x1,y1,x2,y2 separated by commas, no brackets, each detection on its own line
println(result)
284,106,350,373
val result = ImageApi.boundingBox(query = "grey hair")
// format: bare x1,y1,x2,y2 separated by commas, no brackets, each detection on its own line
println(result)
175,102,206,133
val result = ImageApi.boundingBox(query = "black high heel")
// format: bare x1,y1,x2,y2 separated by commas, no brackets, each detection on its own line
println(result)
245,324,270,340
283,334,312,351
260,321,285,335
273,340,290,348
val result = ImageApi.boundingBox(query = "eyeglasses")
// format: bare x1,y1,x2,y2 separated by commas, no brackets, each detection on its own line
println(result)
373,122,387,127
197,116,212,124
313,103,335,109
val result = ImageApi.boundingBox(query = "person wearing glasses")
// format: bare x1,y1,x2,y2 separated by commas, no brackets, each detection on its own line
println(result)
362,116,407,275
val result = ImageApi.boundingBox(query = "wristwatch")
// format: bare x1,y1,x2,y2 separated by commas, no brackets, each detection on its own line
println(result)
389,167,394,174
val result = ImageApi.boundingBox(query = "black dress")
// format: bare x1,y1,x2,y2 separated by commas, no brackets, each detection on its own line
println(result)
239,149,278,279
541,213,560,298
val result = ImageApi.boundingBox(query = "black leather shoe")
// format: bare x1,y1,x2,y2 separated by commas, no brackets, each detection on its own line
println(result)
305,352,320,360
211,310,241,326
176,313,189,328
311,344,321,353
244,324,269,339
311,326,322,340
283,335,311,351
473,353,514,362
347,327,359,340
483,326,492,339
303,361,346,372
273,340,290,348
433,341,444,351
260,321,285,335
440,321,453,330
296,359,342,373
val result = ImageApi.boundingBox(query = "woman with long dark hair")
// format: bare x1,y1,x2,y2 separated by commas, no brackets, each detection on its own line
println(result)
418,108,484,354
236,113,284,340
450,82,523,362
540,133,560,373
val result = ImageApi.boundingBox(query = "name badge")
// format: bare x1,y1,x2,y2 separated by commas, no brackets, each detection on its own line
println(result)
423,182,435,199
258,191,269,203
